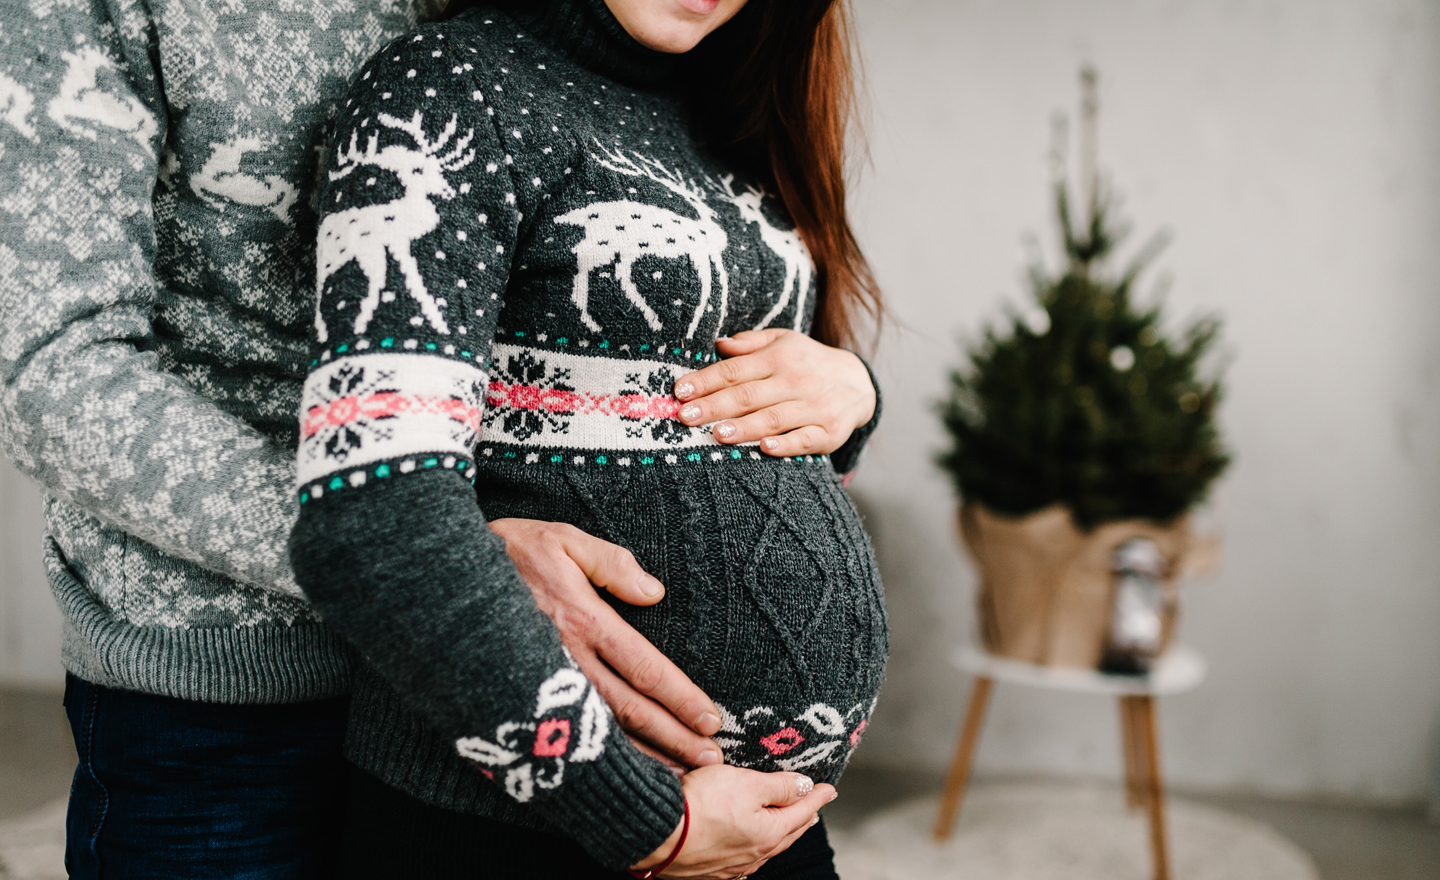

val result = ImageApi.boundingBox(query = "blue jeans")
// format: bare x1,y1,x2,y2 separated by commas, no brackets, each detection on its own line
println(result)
63,674,349,879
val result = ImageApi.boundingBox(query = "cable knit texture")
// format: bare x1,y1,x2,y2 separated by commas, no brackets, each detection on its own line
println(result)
288,0,887,868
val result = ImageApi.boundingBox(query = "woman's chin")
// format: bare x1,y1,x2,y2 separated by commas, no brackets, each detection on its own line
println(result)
605,0,746,53
673,0,722,14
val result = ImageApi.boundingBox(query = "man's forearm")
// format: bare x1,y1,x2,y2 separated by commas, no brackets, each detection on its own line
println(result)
0,0,305,597
0,338,304,595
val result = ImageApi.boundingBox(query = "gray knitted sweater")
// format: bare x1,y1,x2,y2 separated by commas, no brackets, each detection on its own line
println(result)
288,1,887,868
0,0,460,702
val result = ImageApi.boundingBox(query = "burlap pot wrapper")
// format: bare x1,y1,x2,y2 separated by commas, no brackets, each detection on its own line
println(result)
959,502,1211,669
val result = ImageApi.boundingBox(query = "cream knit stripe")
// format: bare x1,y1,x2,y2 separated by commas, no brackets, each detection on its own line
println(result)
298,352,488,487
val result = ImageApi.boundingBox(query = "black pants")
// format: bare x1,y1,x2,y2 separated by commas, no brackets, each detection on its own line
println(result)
340,765,841,879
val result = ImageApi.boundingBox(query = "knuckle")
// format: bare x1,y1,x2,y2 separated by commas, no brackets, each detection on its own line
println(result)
732,382,757,409
613,697,645,730
606,543,636,570
761,408,785,433
572,609,601,640
628,656,664,694
718,359,744,384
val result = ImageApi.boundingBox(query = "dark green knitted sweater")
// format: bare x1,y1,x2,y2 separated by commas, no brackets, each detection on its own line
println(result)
289,1,887,869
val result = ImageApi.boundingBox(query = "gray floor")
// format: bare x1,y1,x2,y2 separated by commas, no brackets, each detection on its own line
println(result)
3,687,1438,880
0,688,73,823
828,766,1440,880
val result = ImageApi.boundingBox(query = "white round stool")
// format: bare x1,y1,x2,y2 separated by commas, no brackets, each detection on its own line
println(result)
933,645,1207,880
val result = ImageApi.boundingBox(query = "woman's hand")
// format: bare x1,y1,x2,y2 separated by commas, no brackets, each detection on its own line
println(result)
673,329,875,458
489,519,724,769
630,766,837,879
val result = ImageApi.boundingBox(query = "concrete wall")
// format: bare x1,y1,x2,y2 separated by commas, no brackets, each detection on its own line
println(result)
0,460,60,689
847,0,1440,803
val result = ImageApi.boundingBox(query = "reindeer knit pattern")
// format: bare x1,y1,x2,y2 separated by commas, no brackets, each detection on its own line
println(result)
0,0,458,704
288,0,887,869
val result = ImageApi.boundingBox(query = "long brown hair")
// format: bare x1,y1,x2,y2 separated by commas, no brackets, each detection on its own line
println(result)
445,0,881,349
680,0,879,349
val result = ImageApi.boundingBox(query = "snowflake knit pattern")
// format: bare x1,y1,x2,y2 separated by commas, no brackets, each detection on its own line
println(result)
287,0,887,869
0,0,449,703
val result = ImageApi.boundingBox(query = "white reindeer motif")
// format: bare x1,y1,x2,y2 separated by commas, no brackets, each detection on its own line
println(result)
315,111,475,343
46,47,156,147
554,144,728,339
717,177,814,332
190,135,297,223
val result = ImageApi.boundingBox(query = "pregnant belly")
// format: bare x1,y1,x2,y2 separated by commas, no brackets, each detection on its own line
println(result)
476,455,889,784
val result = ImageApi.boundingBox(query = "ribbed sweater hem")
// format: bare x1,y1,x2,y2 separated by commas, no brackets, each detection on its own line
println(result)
49,539,353,704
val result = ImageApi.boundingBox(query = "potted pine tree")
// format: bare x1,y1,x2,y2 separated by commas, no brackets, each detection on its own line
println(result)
936,70,1229,669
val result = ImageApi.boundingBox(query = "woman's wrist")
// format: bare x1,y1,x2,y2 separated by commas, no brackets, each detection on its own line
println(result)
844,348,878,431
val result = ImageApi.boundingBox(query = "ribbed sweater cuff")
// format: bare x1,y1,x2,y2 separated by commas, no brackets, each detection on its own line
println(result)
533,735,685,869
831,352,883,475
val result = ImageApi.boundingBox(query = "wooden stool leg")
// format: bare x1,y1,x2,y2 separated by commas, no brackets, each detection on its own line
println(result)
1135,696,1170,880
1120,696,1149,810
1119,696,1139,809
933,676,994,841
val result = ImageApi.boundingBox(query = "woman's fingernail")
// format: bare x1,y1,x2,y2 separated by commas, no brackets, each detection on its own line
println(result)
641,575,664,599
697,749,721,766
715,422,736,439
796,775,814,797
763,437,780,451
674,382,695,399
680,404,701,422
828,790,838,803
809,814,820,827
697,712,721,735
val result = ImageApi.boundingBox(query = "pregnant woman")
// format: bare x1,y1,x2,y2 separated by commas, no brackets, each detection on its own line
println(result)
291,0,886,876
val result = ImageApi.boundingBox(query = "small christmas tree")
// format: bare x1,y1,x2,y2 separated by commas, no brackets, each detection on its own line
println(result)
937,68,1229,530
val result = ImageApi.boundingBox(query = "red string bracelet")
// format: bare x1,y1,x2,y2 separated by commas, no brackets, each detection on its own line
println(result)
628,798,690,879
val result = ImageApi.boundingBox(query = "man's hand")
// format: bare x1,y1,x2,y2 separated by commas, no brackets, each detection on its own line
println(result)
673,329,876,458
489,519,724,768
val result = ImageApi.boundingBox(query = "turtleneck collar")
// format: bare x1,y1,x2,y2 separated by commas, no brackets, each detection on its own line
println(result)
504,0,678,88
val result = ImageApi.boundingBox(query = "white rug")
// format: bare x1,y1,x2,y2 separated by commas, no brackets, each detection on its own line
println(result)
0,800,65,880
829,783,1320,880
0,785,1319,880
